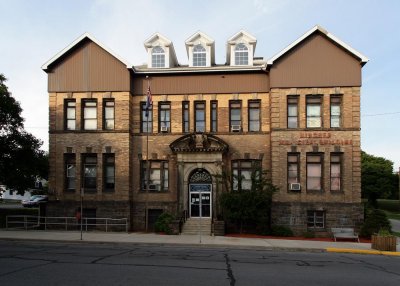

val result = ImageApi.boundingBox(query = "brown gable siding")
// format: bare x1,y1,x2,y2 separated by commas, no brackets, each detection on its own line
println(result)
47,39,130,92
132,73,269,95
270,33,361,88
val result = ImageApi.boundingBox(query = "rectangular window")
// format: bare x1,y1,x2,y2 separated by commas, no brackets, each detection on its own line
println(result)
195,101,206,132
330,96,342,128
141,102,153,133
307,153,323,191
103,154,115,192
210,101,218,132
287,96,298,128
307,210,325,229
306,96,322,128
330,153,342,191
248,100,260,132
287,153,300,185
65,100,76,130
64,154,76,191
141,161,169,192
83,100,97,130
182,101,190,133
82,154,97,191
103,100,115,130
230,101,242,132
159,103,171,132
232,160,261,191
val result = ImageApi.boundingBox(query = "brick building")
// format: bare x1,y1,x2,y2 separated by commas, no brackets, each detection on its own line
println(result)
42,25,368,235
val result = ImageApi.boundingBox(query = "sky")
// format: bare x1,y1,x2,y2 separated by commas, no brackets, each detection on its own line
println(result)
0,0,399,170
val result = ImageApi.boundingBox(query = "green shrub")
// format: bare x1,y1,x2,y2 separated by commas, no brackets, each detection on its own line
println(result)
360,209,392,238
303,231,315,238
271,225,294,237
377,199,400,213
154,212,175,234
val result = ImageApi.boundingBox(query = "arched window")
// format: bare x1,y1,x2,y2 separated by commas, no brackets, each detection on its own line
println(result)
193,44,206,67
234,43,248,65
189,168,212,184
152,46,165,68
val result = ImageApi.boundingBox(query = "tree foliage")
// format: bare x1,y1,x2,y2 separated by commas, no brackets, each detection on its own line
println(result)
361,151,398,207
219,170,278,234
0,74,48,194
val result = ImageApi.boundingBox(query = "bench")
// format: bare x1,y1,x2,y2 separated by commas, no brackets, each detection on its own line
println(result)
331,227,360,242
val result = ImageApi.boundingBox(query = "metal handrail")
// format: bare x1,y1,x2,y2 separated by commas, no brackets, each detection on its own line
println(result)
178,210,188,233
6,215,129,232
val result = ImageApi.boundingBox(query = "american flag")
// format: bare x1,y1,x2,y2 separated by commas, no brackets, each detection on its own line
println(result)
145,86,152,116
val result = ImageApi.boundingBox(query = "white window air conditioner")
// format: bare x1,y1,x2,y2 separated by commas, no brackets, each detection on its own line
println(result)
231,125,241,132
160,126,168,132
289,183,301,191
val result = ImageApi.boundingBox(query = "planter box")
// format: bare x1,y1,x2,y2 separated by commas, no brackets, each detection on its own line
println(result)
371,235,397,251
213,220,225,236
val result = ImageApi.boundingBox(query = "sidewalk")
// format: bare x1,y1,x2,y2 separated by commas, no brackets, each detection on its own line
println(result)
0,229,399,256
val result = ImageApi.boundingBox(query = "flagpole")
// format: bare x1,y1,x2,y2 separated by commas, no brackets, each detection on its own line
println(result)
145,76,150,232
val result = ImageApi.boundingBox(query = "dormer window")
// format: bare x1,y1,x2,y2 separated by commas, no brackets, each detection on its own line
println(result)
193,44,206,67
185,31,215,67
235,43,248,65
144,33,178,68
227,30,256,66
152,46,165,68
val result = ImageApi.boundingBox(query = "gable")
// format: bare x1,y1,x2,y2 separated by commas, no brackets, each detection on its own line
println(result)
270,33,362,88
47,39,130,92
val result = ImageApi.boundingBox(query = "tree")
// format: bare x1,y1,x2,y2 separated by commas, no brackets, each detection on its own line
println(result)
219,169,278,234
361,151,397,208
0,74,48,194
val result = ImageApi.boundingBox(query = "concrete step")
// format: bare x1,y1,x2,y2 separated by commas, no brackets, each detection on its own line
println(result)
182,218,211,235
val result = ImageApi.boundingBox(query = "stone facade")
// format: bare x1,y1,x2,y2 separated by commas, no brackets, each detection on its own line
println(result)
43,26,367,235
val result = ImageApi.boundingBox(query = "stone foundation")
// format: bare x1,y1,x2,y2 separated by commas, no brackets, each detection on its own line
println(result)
271,202,364,236
131,202,178,231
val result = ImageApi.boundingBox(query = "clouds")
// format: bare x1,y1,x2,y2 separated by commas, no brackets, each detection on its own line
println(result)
1,0,400,169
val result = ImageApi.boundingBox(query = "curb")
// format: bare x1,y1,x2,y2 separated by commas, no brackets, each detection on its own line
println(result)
326,247,400,256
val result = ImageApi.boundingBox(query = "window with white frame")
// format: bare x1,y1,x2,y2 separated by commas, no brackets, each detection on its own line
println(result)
159,102,171,132
307,153,323,191
306,96,322,128
141,102,153,133
83,100,97,130
210,101,218,132
330,96,342,128
182,101,190,133
287,153,300,185
103,99,114,130
248,100,260,132
193,44,206,67
230,101,242,131
152,46,165,68
330,153,342,191
65,100,76,130
287,96,299,128
195,101,206,132
235,43,248,65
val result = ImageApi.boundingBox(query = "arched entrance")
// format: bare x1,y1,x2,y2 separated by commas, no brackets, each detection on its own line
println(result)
188,169,212,218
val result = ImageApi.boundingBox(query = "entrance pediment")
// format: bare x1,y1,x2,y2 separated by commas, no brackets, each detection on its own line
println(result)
170,133,229,153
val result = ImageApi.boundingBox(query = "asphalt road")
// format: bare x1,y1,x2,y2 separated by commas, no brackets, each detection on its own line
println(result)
0,241,399,286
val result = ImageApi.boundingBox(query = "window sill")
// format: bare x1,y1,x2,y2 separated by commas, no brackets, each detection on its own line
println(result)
306,189,324,194
330,190,344,194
